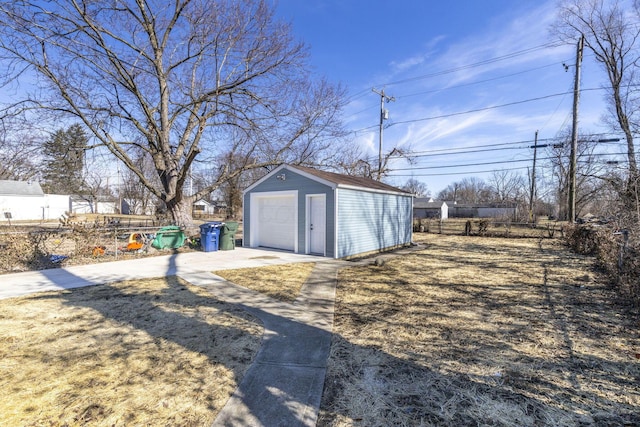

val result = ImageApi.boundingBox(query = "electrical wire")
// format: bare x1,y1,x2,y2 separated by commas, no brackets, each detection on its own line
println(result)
351,86,608,134
394,145,528,159
380,42,566,88
389,152,629,172
388,88,605,127
396,62,570,99
344,41,568,104
356,133,623,164
388,166,529,177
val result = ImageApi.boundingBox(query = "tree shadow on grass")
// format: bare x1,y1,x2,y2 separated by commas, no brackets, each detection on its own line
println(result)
30,248,640,427
29,253,261,425
318,245,640,427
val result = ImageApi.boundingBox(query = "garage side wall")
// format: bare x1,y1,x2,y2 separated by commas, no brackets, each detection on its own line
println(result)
243,170,336,257
336,189,412,258
0,195,69,221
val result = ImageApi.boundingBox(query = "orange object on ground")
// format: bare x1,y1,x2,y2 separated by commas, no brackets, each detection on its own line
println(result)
126,233,145,251
126,242,143,251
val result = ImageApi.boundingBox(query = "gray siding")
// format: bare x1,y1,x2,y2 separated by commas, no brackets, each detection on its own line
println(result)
336,188,412,258
243,169,336,257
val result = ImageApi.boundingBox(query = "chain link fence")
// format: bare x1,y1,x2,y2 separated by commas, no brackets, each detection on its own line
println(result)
0,221,203,274
413,218,564,239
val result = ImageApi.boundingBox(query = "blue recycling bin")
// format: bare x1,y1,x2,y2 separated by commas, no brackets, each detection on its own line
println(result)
199,222,222,252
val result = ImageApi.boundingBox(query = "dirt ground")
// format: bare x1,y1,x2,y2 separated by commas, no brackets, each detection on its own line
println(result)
318,234,640,426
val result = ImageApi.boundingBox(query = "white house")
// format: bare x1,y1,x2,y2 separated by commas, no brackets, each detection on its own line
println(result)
193,199,216,216
413,198,448,220
0,180,70,221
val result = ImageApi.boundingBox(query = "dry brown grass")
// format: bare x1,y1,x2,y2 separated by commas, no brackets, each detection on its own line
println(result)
319,234,640,426
0,276,262,426
3,234,638,426
214,262,316,302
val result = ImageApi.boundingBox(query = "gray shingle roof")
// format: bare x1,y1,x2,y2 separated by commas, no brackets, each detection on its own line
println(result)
414,200,446,209
0,180,44,196
292,165,411,194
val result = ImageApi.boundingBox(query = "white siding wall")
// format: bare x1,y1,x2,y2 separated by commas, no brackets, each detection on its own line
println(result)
0,196,45,221
336,189,412,258
0,194,70,221
43,194,71,219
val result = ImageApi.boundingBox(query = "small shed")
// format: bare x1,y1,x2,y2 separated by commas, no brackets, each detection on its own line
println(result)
243,164,413,259
414,198,448,220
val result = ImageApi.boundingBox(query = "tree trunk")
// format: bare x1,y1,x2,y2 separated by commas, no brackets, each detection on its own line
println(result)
166,197,194,228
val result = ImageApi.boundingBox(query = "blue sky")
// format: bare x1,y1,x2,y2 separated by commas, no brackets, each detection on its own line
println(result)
273,0,624,195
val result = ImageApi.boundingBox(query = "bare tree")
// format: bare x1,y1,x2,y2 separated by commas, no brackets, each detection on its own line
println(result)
437,177,491,204
554,0,640,198
0,132,40,181
0,1,347,226
0,116,42,181
547,133,608,219
78,150,114,214
120,151,158,215
488,169,526,204
401,178,430,198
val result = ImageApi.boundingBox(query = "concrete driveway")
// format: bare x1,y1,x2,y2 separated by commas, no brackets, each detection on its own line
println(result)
0,247,323,300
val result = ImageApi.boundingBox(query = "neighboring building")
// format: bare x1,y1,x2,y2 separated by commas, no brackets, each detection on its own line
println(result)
0,180,70,221
243,164,413,259
414,198,448,220
193,199,216,216
447,202,518,219
71,195,119,214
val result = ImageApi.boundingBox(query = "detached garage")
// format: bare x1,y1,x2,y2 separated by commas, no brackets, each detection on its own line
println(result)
243,164,413,259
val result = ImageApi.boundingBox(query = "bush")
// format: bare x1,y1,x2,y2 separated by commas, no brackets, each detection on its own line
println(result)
565,224,639,305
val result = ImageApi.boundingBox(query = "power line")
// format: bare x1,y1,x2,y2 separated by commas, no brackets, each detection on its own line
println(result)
388,88,605,128
386,151,628,179
345,60,572,121
388,166,529,177
389,151,629,172
398,145,528,159
344,41,567,103
380,42,566,88
357,133,624,163
403,136,568,155
351,87,607,134
396,61,570,99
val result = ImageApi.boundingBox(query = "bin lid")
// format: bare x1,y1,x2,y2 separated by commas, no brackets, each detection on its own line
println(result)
222,221,239,232
200,221,223,231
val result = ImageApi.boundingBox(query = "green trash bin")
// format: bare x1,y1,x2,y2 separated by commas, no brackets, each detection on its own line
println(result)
151,226,186,249
219,221,238,250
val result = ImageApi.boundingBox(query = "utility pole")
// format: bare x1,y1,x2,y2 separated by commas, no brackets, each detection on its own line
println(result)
372,88,395,181
529,134,564,224
529,130,539,223
568,35,584,223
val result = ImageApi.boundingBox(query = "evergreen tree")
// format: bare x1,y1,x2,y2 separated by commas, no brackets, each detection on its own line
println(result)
41,124,87,194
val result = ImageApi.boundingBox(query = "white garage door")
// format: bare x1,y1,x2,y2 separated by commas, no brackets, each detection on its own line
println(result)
256,195,296,251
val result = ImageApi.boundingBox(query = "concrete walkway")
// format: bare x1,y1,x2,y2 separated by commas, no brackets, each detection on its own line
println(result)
1,245,421,426
0,247,343,426
184,261,346,427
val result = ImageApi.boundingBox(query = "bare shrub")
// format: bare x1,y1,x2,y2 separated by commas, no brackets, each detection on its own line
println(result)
565,224,639,304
